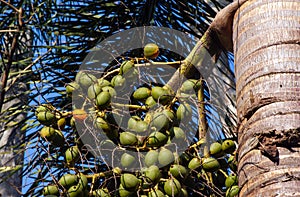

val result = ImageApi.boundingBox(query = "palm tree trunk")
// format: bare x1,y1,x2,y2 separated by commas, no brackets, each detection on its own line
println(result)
0,82,27,196
0,29,30,197
233,0,300,196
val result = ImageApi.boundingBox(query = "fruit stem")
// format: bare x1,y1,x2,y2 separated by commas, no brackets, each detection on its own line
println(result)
201,170,210,182
102,68,120,79
219,169,229,178
134,61,181,68
133,57,146,61
159,178,168,182
89,173,97,193
203,145,210,158
208,172,214,187
111,103,148,110
170,95,178,106
197,78,207,139
188,138,206,150
85,172,108,179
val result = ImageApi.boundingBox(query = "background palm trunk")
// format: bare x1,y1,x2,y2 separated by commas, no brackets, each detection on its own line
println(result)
0,30,31,196
0,83,27,196
233,0,300,196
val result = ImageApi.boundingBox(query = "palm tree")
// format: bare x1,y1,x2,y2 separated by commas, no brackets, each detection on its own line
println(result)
233,0,300,196
0,0,240,196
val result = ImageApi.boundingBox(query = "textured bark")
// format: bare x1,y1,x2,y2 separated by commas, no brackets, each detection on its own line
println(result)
233,0,300,196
